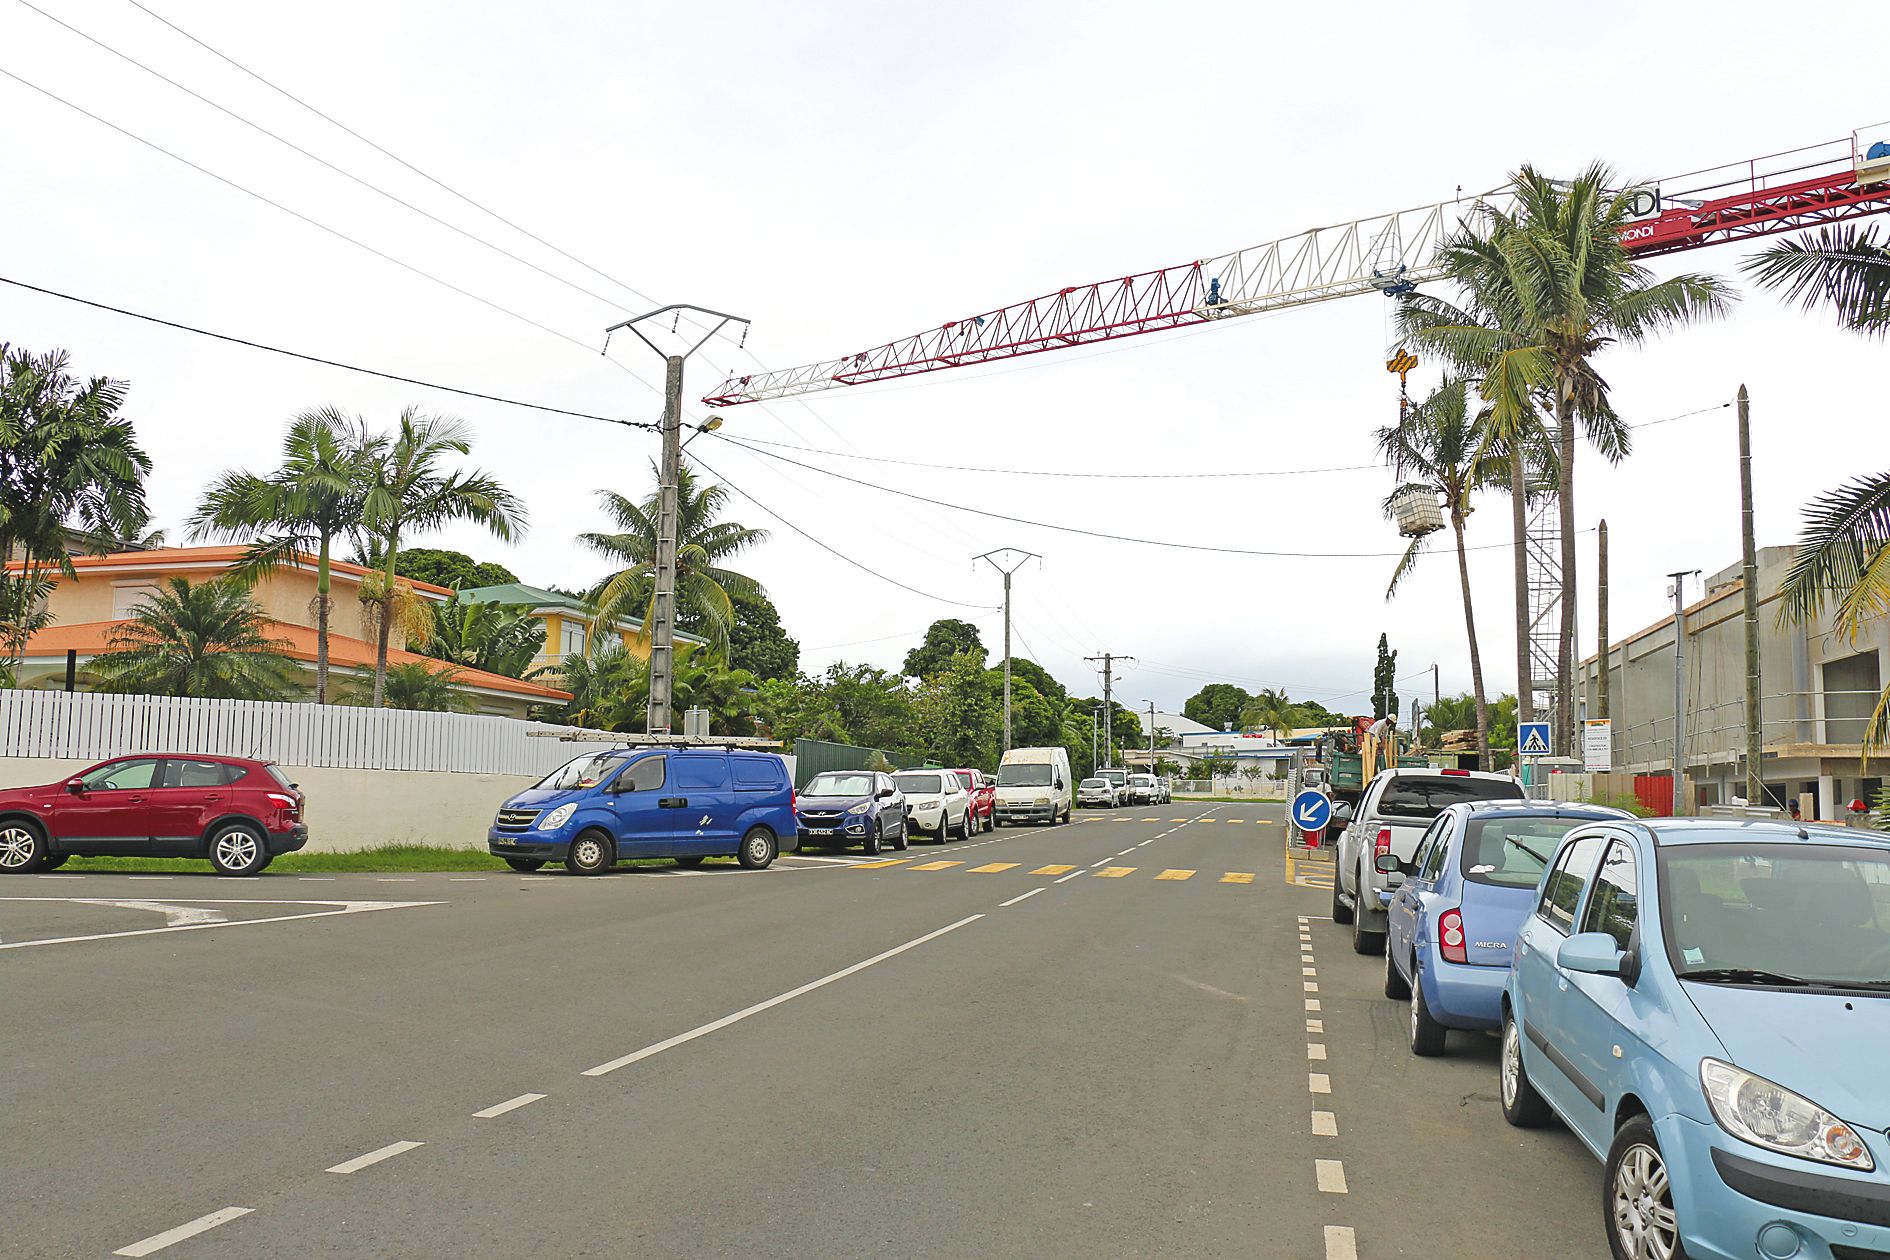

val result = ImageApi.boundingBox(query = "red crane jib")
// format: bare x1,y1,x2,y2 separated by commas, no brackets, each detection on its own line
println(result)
1619,170,1890,258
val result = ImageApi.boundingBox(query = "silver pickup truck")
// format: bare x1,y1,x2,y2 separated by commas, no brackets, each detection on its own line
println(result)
1331,767,1523,955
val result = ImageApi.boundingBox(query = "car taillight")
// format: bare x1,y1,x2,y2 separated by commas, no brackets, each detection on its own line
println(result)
1374,827,1392,858
1439,907,1467,964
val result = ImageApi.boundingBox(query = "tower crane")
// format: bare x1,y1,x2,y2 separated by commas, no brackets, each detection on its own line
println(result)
702,126,1890,751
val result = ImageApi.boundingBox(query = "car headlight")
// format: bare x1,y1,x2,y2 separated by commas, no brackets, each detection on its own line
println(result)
846,801,872,815
537,804,577,831
1034,797,1049,805
1700,1059,1875,1170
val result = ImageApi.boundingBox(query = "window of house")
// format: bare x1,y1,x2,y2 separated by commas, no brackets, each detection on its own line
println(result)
111,581,161,619
1822,651,1883,744
560,621,587,656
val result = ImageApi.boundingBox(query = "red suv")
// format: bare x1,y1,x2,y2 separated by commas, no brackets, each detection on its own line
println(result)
0,754,307,876
951,769,996,834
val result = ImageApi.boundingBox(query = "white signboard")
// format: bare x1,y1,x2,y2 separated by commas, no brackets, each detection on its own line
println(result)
1582,719,1612,772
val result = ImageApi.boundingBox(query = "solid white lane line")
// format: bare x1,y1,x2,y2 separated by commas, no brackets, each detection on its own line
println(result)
1324,1224,1359,1260
1053,871,1085,884
1308,1043,1327,1060
326,1140,424,1174
583,914,985,1077
114,1207,254,1257
1309,1073,1331,1094
1315,1159,1348,1193
998,888,1046,908
1312,1110,1338,1136
473,1092,546,1119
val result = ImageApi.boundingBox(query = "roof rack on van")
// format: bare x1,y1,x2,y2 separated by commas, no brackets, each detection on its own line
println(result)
527,729,783,749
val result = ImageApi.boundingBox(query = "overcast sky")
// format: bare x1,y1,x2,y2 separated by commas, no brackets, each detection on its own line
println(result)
4,0,1886,715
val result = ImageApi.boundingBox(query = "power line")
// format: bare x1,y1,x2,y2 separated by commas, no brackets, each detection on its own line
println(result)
0,274,659,430
684,450,998,612
709,431,1597,560
0,64,653,389
715,431,1383,480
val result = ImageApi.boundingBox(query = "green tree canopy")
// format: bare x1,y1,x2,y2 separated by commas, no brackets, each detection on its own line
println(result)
683,587,798,682
1183,683,1250,731
394,547,518,590
903,619,987,678
911,651,1001,768
1373,634,1399,721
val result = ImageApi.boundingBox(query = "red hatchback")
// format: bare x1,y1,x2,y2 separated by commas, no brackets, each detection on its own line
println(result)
952,768,996,834
0,754,307,876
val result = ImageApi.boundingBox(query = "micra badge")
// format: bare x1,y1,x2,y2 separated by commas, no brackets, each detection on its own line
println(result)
1474,940,1509,950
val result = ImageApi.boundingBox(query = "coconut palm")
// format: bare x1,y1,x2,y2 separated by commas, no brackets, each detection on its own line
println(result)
339,660,469,712
1239,687,1297,743
190,407,378,703
1401,166,1735,746
425,598,545,678
554,641,648,732
1377,378,1510,760
356,408,526,707
1777,472,1890,754
1744,224,1889,338
88,577,302,699
580,461,768,660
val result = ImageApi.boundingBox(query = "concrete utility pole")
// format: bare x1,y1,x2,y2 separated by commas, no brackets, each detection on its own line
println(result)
1146,701,1157,766
603,304,748,735
975,548,1040,752
1737,385,1763,805
1597,521,1610,721
1086,652,1132,768
1668,570,1698,815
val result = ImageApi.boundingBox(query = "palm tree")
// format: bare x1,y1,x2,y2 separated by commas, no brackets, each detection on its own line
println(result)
190,407,377,703
425,597,545,678
1377,378,1509,761
339,660,469,712
1744,224,1889,338
1402,166,1735,747
89,577,302,699
580,461,767,660
554,641,647,731
357,408,526,707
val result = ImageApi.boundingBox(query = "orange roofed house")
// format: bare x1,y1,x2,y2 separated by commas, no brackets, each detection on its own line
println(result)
7,546,570,718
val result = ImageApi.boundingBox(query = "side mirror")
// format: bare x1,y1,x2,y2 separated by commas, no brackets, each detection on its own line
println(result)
1054,778,1064,790
1330,802,1354,825
65,777,86,795
1557,932,1627,977
1373,853,1402,875
877,787,895,799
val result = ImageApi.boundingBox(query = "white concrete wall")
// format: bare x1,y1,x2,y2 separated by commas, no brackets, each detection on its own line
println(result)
0,757,530,852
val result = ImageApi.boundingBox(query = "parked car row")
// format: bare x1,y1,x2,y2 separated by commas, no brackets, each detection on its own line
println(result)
1321,769,1890,1260
1078,769,1172,808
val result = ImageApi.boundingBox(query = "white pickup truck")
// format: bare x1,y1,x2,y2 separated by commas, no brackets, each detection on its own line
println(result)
1331,767,1523,955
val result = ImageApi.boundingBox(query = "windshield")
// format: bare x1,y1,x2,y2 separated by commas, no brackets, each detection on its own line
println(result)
805,773,875,797
894,773,944,795
1462,816,1602,888
998,764,1052,787
534,752,626,791
1662,843,1890,989
1377,775,1522,820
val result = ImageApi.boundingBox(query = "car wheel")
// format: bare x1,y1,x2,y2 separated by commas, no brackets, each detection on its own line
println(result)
1500,1009,1554,1128
208,822,269,876
992,815,1004,828
956,811,972,841
864,824,882,856
673,855,706,868
0,821,47,873
1383,942,1411,1000
564,829,613,876
892,821,909,851
1330,873,1354,925
737,826,778,870
1350,870,1384,954
1408,973,1448,1056
504,857,547,872
1606,1116,1686,1260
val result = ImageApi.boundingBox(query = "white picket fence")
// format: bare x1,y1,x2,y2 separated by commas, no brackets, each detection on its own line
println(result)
0,690,622,776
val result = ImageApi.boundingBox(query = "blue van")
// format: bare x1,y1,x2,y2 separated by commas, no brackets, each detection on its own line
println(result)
487,746,795,874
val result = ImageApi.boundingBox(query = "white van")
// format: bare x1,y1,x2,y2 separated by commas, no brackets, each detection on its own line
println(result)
994,746,1073,826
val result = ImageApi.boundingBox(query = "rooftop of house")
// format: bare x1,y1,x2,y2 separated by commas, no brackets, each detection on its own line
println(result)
7,545,458,599
457,582,591,614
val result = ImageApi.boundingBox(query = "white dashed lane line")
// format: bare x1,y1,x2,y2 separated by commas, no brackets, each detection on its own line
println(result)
325,1140,424,1174
1312,1110,1338,1136
113,1207,254,1257
1316,1159,1349,1193
998,887,1046,908
1325,1225,1359,1259
473,1092,546,1119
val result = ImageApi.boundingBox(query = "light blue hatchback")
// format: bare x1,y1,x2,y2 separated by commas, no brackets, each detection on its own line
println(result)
1501,819,1890,1260
1383,801,1630,1055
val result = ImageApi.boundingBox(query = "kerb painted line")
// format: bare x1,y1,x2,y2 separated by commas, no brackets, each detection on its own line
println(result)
583,914,984,1077
114,1207,253,1257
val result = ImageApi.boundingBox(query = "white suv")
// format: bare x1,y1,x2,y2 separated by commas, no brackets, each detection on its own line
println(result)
892,769,973,842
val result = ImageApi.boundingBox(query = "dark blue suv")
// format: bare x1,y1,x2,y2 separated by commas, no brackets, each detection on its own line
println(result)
488,747,795,874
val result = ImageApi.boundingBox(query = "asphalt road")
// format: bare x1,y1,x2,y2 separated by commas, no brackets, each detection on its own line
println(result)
2,803,1607,1258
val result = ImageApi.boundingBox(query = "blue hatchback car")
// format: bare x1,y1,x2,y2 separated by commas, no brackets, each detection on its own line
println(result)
487,746,795,874
1502,819,1890,1260
1384,801,1631,1055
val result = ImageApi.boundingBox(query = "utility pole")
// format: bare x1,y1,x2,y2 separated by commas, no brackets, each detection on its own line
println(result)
1086,652,1132,768
1091,705,1102,771
1737,385,1763,806
1668,570,1698,816
974,548,1040,752
603,303,749,734
1146,701,1157,767
1597,521,1610,721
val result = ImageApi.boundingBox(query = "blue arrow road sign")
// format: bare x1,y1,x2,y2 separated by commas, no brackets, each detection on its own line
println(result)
1292,789,1332,833
1519,722,1551,757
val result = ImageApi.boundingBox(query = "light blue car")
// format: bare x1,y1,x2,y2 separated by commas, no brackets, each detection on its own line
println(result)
1383,801,1631,1055
1502,818,1890,1260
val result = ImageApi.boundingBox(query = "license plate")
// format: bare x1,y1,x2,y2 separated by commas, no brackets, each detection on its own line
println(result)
807,827,835,835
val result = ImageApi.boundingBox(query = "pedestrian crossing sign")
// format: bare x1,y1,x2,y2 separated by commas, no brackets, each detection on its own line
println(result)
1519,722,1551,757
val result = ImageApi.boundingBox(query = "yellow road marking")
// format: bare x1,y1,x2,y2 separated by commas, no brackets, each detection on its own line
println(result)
1094,866,1135,878
1140,817,1159,822
1221,871,1256,884
1226,818,1245,823
1169,818,1188,822
908,861,963,871
852,858,908,869
1031,864,1076,875
969,862,1020,873
1156,869,1196,881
